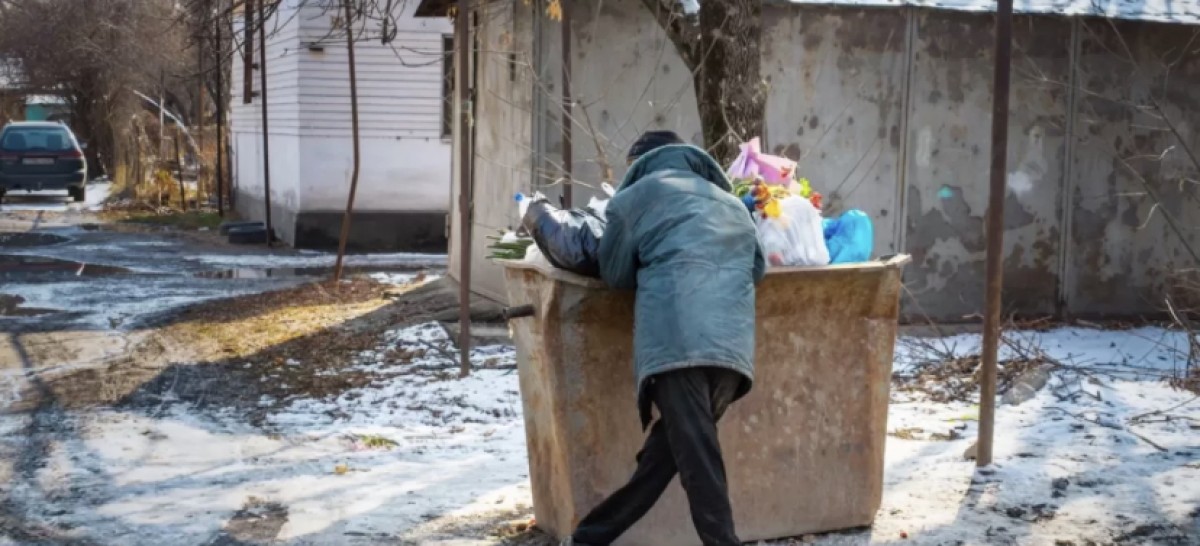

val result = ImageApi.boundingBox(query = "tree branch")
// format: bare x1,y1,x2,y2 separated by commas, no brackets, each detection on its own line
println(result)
639,0,699,70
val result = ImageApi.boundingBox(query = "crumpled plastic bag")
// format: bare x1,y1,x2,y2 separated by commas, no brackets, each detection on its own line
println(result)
757,196,829,267
823,209,874,264
726,137,797,185
586,196,609,220
521,198,606,277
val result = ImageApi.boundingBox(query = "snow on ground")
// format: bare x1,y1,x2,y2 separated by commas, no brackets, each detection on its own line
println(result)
0,180,111,212
191,252,448,270
368,272,443,287
1,326,1197,544
870,329,1199,544
0,322,530,545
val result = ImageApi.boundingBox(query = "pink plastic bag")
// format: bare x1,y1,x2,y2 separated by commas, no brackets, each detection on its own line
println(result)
725,137,797,185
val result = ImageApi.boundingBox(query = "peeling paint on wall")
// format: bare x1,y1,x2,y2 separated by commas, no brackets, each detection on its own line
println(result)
461,2,1199,319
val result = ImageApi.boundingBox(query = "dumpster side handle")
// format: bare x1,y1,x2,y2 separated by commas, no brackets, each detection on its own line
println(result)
502,304,536,321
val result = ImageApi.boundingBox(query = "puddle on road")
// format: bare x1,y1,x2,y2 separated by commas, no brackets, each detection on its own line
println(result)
0,294,57,316
0,254,132,277
0,232,70,247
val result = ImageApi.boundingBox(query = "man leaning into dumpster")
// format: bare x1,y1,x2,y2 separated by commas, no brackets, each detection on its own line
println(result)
562,131,766,546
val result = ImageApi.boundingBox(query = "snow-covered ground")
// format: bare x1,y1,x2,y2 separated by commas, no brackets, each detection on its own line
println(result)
1,324,1197,544
0,179,111,212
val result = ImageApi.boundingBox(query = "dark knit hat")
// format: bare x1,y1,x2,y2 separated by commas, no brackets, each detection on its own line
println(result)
626,130,686,162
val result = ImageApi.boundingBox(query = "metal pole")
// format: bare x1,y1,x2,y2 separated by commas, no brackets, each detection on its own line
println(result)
175,128,186,210
560,0,572,207
243,0,254,104
333,0,361,281
215,7,226,217
197,29,207,208
456,0,473,377
977,0,1014,468
258,0,273,246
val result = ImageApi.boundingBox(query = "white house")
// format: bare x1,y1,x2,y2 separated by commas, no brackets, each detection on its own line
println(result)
230,0,453,252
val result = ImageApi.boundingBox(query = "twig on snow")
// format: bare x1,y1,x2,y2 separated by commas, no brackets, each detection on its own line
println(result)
1046,406,1168,453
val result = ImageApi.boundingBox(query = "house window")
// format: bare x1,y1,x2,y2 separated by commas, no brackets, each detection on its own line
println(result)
442,34,453,138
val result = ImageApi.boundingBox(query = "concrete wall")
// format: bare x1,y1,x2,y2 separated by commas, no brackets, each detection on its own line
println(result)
763,6,910,259
449,1,538,301
230,0,452,251
1065,19,1200,316
456,1,1200,318
902,13,1072,319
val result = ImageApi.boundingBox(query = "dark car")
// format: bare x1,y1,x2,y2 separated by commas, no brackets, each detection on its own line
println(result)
0,121,88,202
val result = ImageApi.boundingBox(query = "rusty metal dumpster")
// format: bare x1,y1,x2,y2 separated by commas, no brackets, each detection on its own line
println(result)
502,255,910,546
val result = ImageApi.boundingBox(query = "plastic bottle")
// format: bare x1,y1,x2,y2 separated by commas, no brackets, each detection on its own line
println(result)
515,192,531,219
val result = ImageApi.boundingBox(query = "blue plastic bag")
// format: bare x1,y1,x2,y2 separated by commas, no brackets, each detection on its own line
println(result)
822,209,874,264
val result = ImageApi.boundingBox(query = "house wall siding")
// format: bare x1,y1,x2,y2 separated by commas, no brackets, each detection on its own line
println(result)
230,0,452,250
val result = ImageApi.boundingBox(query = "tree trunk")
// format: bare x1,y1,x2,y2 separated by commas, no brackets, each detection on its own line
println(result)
695,0,764,165
642,0,765,165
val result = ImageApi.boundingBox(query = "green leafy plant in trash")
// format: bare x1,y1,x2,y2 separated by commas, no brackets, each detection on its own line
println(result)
944,406,980,422
488,230,533,260
349,433,399,450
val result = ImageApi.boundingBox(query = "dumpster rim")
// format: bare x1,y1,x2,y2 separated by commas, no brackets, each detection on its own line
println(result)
496,254,911,288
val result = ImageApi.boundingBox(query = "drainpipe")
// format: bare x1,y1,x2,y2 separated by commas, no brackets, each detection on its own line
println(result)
244,0,254,104
258,0,273,246
560,0,572,207
456,0,474,377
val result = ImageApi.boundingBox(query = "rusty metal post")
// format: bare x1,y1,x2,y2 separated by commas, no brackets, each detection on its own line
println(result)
333,0,362,281
258,0,273,246
456,0,473,377
977,0,1014,468
560,0,572,207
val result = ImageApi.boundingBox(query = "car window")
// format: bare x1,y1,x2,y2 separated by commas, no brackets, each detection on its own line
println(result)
2,127,74,152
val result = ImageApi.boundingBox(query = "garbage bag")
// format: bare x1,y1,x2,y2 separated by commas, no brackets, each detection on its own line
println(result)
756,196,829,267
521,198,606,277
726,137,797,185
822,209,874,264
586,195,609,220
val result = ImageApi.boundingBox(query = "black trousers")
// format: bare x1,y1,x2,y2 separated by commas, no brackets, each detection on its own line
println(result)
571,367,743,546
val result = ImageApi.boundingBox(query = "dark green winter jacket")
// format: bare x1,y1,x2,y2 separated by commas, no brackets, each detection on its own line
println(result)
599,144,765,426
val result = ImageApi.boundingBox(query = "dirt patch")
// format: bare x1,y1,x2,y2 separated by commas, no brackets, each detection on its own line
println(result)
1112,523,1196,544
209,497,289,545
20,276,482,423
102,210,223,231
398,507,553,545
894,347,1046,403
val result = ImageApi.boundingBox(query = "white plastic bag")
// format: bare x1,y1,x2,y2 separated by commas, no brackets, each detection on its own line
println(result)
586,196,609,220
756,196,830,267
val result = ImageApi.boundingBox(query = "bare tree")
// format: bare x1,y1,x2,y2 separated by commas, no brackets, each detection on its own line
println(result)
644,0,765,163
0,0,193,177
